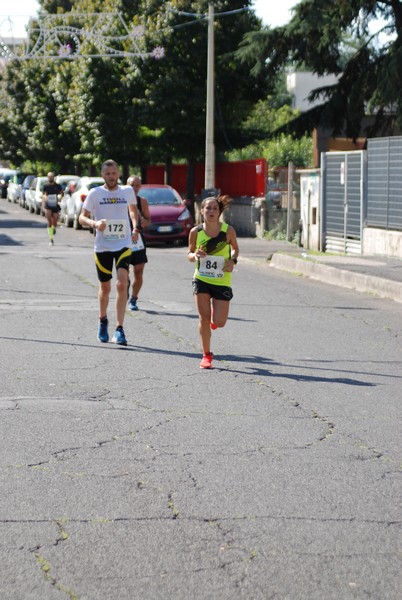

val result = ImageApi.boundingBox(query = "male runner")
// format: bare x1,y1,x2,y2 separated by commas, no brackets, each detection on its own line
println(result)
127,175,151,310
42,172,63,245
79,159,139,346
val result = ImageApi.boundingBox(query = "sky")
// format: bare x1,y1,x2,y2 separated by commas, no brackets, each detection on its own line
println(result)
1,0,296,37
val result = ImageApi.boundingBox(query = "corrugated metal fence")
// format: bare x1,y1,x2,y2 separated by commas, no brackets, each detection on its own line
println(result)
367,137,402,231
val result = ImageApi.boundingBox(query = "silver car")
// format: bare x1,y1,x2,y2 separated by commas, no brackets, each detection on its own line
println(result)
56,175,80,226
69,176,106,229
25,176,48,215
7,172,29,203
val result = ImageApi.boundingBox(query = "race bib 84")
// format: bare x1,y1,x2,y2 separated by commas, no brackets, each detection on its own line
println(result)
198,255,225,278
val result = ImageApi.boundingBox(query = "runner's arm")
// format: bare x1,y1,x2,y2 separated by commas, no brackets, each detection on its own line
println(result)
224,225,239,272
128,203,139,241
139,197,151,228
187,227,206,262
79,208,106,232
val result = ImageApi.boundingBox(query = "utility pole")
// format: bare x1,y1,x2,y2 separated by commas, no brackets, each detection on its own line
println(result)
204,3,215,193
168,3,247,197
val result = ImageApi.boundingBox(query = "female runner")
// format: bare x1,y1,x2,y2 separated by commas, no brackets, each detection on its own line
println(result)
187,195,239,369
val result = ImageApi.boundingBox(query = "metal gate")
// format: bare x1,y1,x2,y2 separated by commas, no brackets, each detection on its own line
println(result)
320,150,367,254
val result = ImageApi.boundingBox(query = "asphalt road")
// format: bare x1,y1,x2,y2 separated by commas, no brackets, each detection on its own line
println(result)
0,201,401,600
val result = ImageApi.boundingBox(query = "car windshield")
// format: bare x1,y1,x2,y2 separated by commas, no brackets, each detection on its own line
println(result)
16,173,29,184
140,188,181,206
88,181,103,190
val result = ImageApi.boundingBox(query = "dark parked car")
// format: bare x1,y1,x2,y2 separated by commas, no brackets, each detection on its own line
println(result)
0,169,18,199
138,184,194,244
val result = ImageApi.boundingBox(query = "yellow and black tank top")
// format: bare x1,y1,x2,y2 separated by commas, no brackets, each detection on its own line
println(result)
194,222,232,286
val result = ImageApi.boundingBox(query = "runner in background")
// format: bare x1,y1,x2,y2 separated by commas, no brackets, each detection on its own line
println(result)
42,172,63,246
127,175,151,311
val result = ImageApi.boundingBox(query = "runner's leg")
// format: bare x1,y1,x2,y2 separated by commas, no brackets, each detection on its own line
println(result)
44,208,54,242
211,298,230,328
195,293,212,354
116,267,129,327
99,280,111,320
132,263,145,299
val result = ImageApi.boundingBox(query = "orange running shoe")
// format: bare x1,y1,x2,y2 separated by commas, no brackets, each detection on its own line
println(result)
200,352,213,369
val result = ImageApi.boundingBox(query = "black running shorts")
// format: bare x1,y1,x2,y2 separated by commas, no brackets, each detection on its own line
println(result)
94,248,132,282
45,204,61,213
129,248,148,266
192,278,233,301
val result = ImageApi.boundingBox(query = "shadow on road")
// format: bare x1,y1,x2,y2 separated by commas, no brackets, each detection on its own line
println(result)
1,336,380,386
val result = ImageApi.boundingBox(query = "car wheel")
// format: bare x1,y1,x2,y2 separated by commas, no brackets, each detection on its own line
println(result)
29,202,34,213
73,214,82,230
65,215,72,228
35,206,41,215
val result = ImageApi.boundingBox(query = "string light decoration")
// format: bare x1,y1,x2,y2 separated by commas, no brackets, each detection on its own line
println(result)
0,12,165,60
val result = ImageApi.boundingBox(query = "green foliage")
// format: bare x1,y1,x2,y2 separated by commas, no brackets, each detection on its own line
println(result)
264,228,287,241
244,98,299,134
225,94,313,167
0,0,267,181
225,133,313,168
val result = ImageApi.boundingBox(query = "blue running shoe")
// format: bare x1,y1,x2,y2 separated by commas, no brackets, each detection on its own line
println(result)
112,327,127,346
128,297,138,311
97,318,109,343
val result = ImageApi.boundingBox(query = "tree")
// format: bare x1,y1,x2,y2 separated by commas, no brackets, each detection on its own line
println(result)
133,0,267,194
237,0,402,140
0,0,267,184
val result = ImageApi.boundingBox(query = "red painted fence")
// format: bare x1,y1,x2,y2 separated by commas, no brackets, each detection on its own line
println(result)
146,159,267,198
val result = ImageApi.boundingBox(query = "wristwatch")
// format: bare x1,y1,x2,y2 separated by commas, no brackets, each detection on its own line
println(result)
232,257,238,264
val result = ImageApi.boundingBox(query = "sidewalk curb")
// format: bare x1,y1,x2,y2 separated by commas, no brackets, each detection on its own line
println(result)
269,253,402,304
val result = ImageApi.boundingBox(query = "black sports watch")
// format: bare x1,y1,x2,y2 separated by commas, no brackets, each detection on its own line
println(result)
232,257,238,264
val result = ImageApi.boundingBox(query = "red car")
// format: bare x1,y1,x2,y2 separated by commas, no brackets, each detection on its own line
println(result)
139,184,194,244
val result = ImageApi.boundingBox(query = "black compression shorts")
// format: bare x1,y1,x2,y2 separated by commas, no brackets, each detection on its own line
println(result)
94,248,132,282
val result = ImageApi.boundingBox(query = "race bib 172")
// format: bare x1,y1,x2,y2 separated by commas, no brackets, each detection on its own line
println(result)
103,220,127,240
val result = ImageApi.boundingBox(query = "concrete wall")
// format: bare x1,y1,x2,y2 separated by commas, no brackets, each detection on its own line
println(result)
363,228,402,259
195,197,260,237
194,196,300,239
222,197,260,237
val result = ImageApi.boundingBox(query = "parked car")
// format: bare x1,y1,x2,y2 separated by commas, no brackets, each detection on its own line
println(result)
69,176,105,229
56,174,79,192
20,175,36,209
25,176,48,215
60,179,79,227
138,184,194,244
6,172,26,203
55,175,80,227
